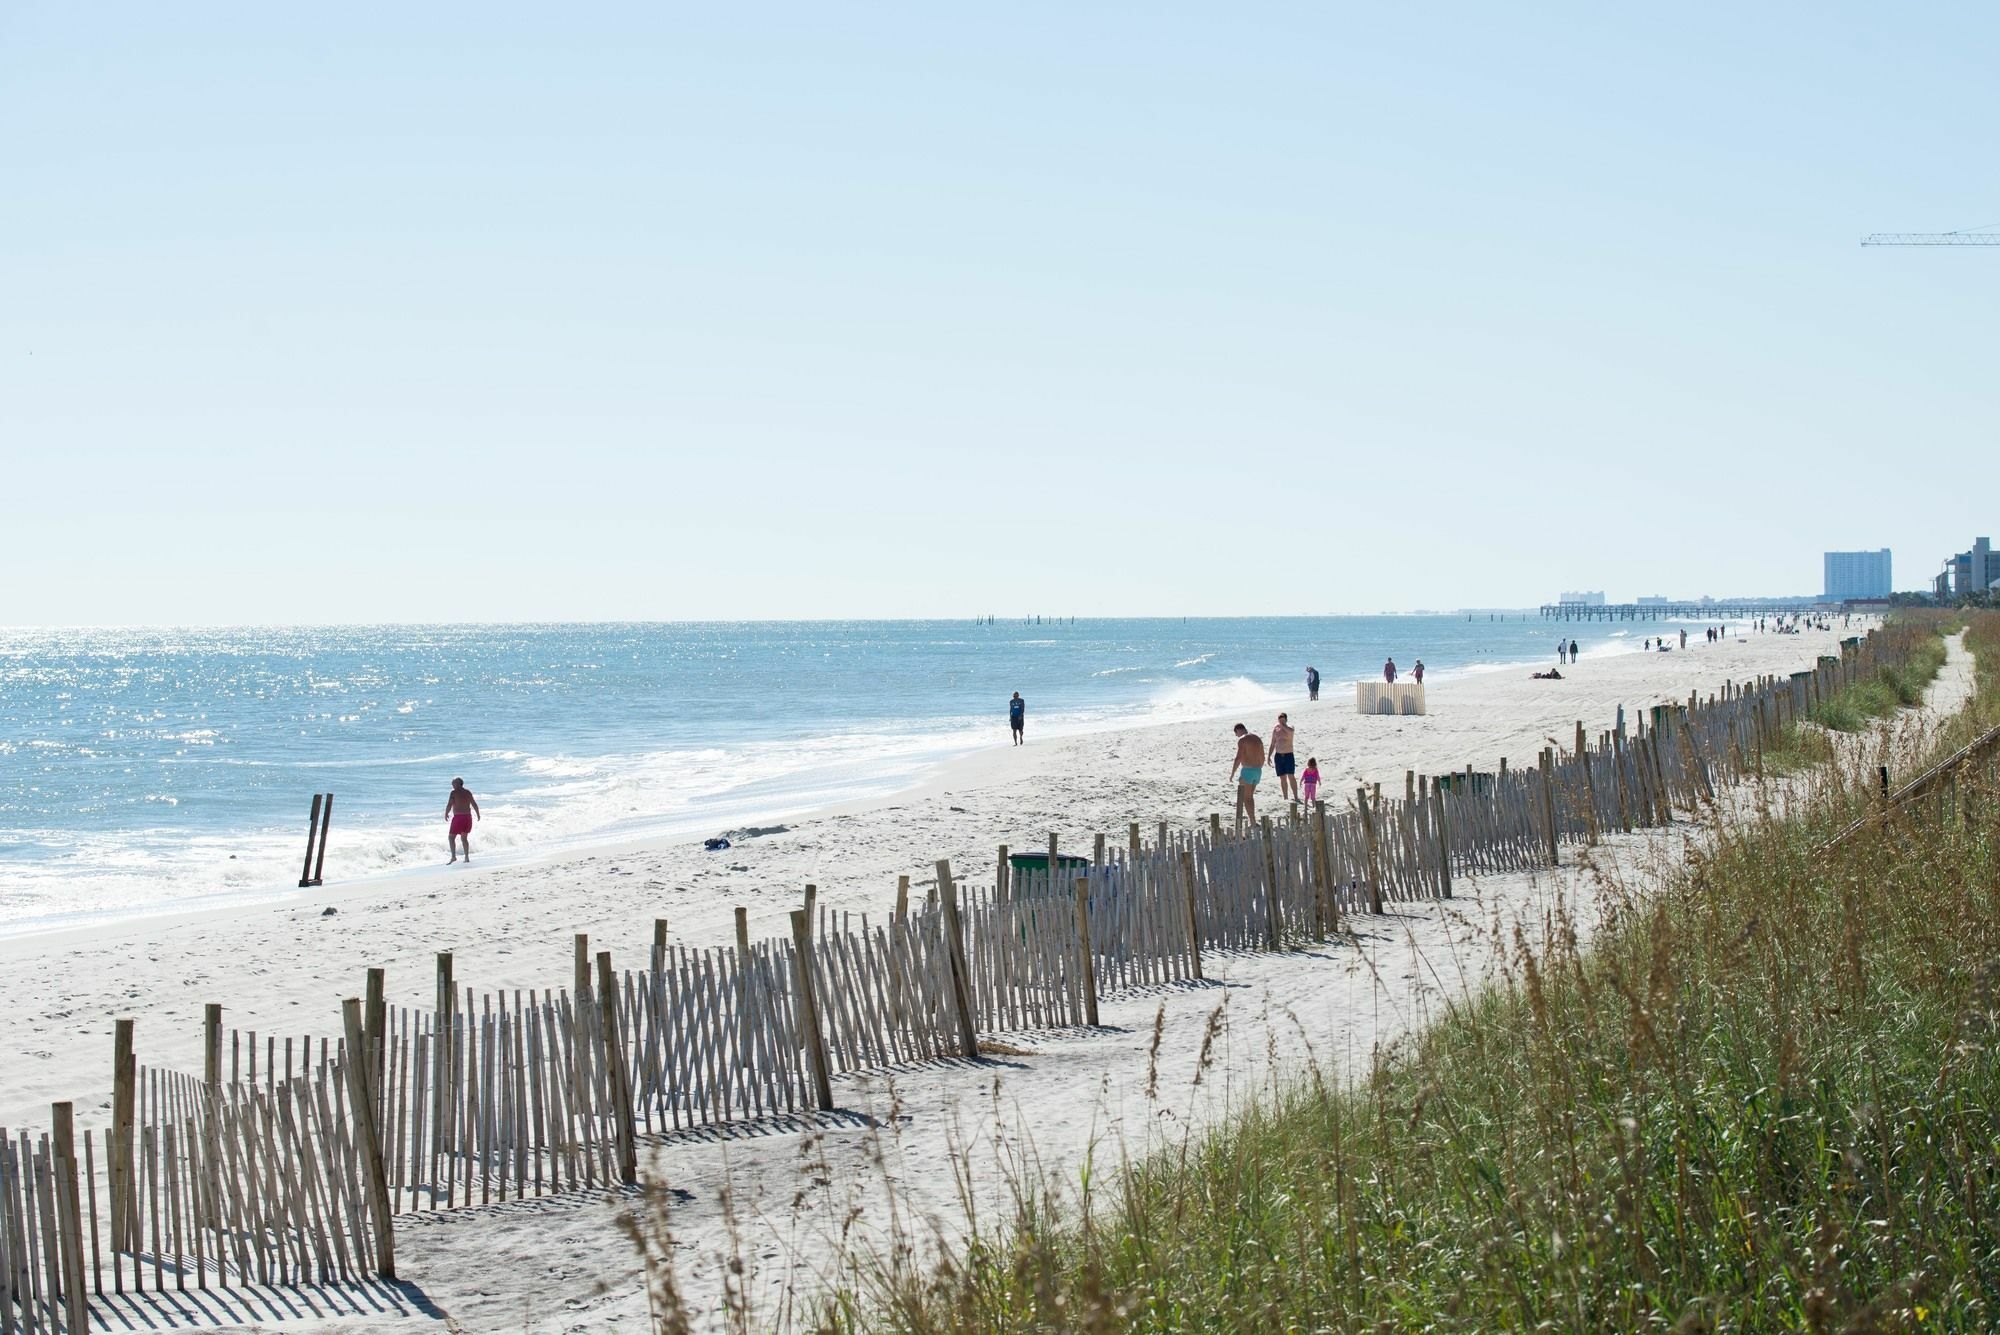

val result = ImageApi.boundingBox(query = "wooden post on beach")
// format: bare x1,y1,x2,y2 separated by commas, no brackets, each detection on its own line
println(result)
593,954,639,1184
340,998,399,1275
299,793,324,888
1538,750,1559,866
1209,812,1223,843
1046,834,1059,898
934,861,981,1059
788,910,836,1110
1259,815,1283,949
1157,820,1169,854
1128,822,1141,862
111,1018,135,1257
573,934,591,999
1430,779,1453,898
995,848,1009,901
1311,800,1338,929
1179,850,1204,979
1071,877,1100,1027
1612,733,1633,832
1578,743,1602,845
1092,831,1105,871
52,1100,89,1333
652,917,669,972
312,791,334,887
895,875,910,921
733,907,755,1071
1355,789,1384,915
365,967,387,1096
202,1004,222,1093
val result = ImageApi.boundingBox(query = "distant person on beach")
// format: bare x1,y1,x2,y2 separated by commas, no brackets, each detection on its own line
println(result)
1680,628,1687,649
1301,757,1320,804
1230,724,1266,830
1383,658,1397,684
1557,642,1567,666
1412,659,1425,684
1009,692,1025,746
1532,668,1564,681
1270,712,1298,801
445,778,480,863
1305,665,1320,700
1570,638,1579,661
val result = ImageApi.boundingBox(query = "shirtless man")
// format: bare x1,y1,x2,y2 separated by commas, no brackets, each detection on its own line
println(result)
1230,724,1266,831
445,778,481,862
1269,712,1298,801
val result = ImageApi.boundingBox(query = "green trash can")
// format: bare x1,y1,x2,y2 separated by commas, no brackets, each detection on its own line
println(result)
1007,853,1094,896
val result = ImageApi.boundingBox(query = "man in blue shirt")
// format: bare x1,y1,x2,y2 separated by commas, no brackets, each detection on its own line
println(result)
1009,692,1025,746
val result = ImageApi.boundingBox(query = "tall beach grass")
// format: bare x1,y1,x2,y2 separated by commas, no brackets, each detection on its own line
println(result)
808,614,2000,1332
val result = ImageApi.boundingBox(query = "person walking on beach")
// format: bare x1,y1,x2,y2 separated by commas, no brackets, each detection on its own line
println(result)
445,778,480,863
1306,665,1320,701
1557,641,1567,666
1009,692,1025,746
1569,638,1579,662
1412,659,1425,684
1301,757,1321,805
1270,712,1298,801
1230,724,1265,831
1383,657,1398,684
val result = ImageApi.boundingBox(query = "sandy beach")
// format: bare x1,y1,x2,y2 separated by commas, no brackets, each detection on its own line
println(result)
0,621,1909,1330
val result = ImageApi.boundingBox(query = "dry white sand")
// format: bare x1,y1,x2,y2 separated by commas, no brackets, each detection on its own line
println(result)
0,620,1923,1330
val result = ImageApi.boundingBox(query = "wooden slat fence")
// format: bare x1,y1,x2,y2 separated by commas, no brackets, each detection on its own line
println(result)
5,623,1931,1331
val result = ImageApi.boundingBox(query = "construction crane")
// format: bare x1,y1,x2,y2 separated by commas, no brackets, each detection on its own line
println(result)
1862,224,2000,246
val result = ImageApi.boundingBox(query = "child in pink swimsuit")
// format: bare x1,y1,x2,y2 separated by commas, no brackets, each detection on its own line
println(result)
1301,758,1320,804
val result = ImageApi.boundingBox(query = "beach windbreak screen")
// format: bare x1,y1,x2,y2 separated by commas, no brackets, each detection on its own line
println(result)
0,615,1630,932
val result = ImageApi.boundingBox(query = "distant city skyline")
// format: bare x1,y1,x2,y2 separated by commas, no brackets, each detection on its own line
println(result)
3,4,1996,624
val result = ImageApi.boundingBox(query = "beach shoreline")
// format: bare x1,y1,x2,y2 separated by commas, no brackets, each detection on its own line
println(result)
0,621,1861,1132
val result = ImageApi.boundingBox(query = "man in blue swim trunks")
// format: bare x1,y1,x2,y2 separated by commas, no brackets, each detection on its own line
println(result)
1231,723,1266,831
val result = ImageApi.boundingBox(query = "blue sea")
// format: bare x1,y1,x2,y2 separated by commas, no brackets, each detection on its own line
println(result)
0,616,1642,935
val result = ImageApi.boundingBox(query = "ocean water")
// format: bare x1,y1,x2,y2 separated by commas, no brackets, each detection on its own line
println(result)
0,616,1643,934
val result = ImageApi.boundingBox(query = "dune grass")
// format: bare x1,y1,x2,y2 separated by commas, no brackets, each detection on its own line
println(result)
820,615,2000,1332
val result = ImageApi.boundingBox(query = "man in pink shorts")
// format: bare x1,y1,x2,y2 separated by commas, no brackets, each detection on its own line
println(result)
445,777,481,862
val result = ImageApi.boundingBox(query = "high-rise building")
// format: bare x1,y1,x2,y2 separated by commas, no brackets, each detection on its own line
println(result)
1937,537,2000,598
1823,549,1892,601
1558,590,1606,606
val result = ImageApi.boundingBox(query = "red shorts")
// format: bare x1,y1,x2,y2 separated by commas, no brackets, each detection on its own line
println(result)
449,812,473,836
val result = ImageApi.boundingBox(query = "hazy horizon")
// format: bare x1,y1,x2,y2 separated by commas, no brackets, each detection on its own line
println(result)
4,3,1993,623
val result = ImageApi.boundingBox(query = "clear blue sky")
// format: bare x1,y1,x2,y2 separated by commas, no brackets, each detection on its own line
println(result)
2,3,1994,623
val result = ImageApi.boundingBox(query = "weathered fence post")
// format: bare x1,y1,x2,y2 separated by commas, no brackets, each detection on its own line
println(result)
1578,737,1602,845
1355,789,1385,914
1128,822,1141,862
111,1018,136,1257
734,907,755,1077
1179,850,1204,980
894,875,910,921
1429,780,1453,899
312,791,334,886
339,998,398,1276
1259,815,1283,948
995,847,1009,901
1072,877,1100,1027
593,953,639,1184
652,916,669,972
202,1004,222,1093
573,933,591,1000
933,860,981,1058
1310,799,1336,933
1538,749,1559,866
364,967,387,1098
788,911,836,1111
52,1101,89,1332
